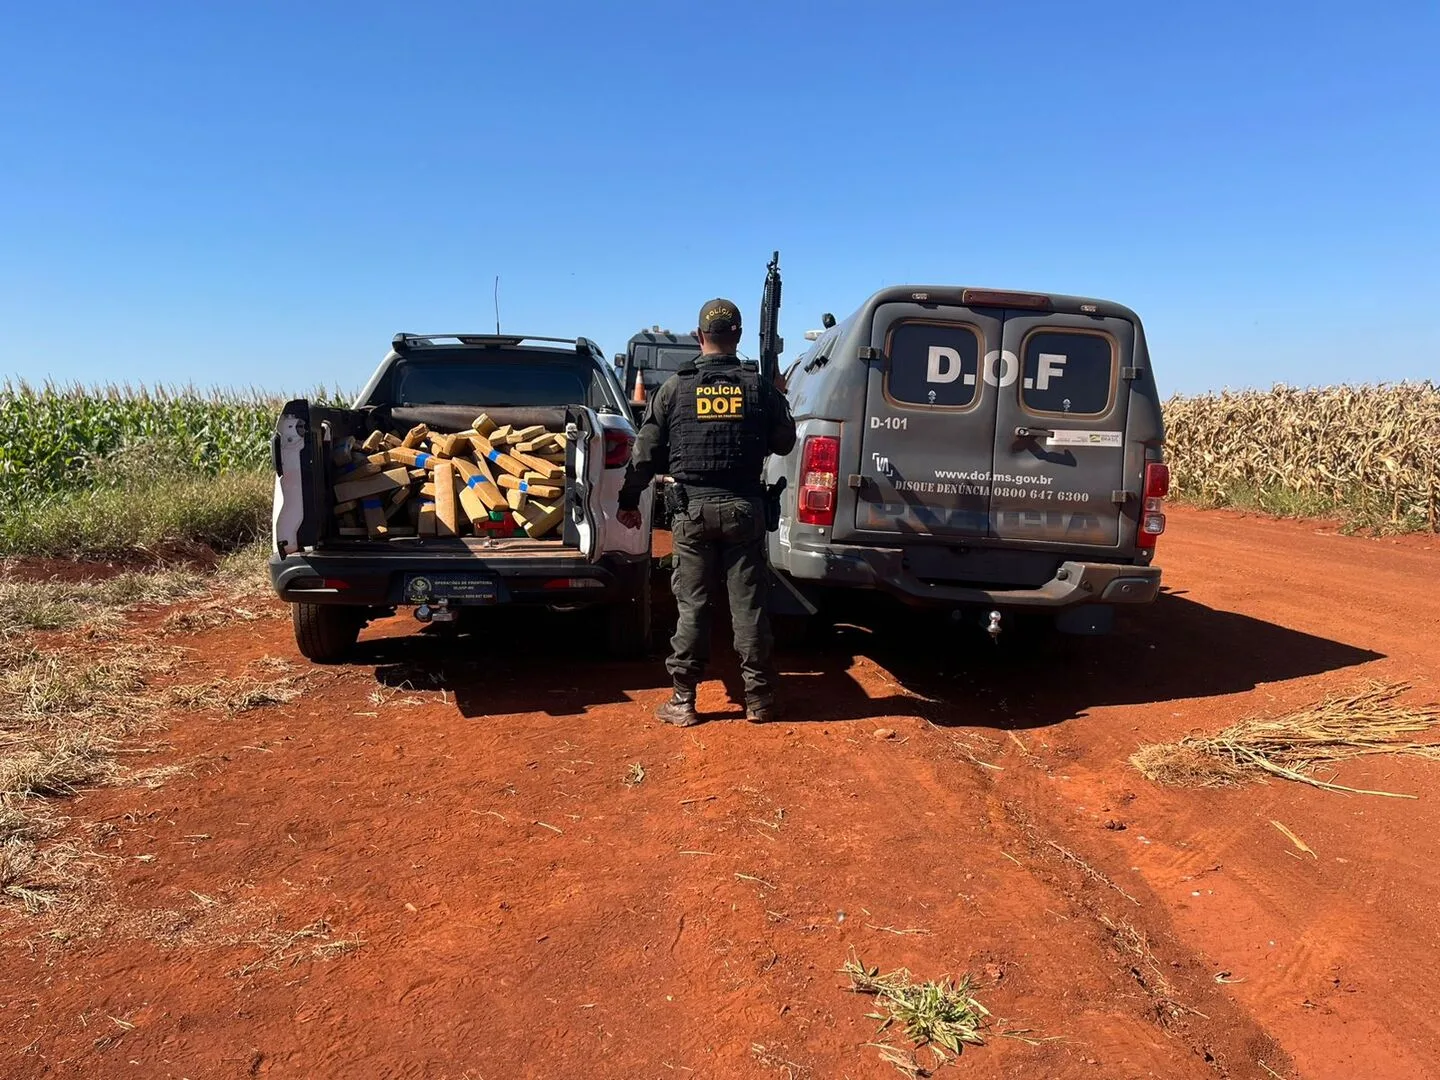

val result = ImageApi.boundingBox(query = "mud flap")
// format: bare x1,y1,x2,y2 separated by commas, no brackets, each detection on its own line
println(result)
1054,604,1113,636
766,569,818,617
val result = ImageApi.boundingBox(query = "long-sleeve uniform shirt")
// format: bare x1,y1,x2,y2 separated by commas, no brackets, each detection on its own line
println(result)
618,355,797,511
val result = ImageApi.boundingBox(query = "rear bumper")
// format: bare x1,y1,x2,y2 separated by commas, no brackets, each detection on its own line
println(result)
268,549,646,608
783,544,1160,610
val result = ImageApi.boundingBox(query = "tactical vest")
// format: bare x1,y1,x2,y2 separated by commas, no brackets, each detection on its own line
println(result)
667,362,767,487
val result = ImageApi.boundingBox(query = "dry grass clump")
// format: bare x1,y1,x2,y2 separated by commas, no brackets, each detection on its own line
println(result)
0,804,71,909
0,639,40,674
0,643,174,740
0,803,60,845
0,745,115,799
160,603,272,635
214,542,272,595
166,674,304,714
1163,382,1440,532
0,566,210,639
152,546,279,633
0,838,85,912
93,569,212,607
843,954,988,1074
0,548,278,642
0,585,103,638
1132,683,1440,798
232,917,365,977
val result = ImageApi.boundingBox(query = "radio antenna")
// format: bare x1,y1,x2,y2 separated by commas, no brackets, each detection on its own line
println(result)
494,275,501,335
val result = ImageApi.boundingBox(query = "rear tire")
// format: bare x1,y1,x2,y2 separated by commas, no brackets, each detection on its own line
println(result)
605,563,652,658
292,603,361,663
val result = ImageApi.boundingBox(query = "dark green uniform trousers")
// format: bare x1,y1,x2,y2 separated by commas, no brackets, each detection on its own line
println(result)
666,495,776,707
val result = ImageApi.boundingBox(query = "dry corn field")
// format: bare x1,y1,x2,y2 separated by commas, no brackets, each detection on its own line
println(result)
1162,381,1440,530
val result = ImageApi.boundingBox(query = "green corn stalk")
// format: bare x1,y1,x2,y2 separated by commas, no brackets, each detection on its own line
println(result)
0,380,352,508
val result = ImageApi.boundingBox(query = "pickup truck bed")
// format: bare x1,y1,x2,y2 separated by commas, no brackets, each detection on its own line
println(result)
270,380,654,661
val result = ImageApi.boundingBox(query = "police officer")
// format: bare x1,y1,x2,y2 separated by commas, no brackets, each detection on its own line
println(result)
616,298,797,727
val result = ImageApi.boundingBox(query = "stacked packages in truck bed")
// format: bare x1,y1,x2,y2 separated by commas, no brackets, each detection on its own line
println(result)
329,413,568,540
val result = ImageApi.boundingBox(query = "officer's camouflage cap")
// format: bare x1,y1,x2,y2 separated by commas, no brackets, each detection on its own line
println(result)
697,298,742,335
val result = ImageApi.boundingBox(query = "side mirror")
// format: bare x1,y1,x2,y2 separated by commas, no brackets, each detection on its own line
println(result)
822,313,836,329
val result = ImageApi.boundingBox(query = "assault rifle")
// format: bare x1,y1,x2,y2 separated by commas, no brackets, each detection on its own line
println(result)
758,250,787,530
758,250,783,388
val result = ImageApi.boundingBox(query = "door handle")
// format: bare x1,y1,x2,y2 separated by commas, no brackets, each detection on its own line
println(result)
1014,426,1055,440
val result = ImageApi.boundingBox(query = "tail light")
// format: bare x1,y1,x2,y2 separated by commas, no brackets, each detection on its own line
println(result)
543,577,603,590
796,435,840,526
289,576,349,591
1138,462,1169,548
631,371,646,405
961,288,1053,311
603,428,635,468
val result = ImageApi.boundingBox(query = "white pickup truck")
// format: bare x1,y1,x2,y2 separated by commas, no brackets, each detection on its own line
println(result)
269,333,654,662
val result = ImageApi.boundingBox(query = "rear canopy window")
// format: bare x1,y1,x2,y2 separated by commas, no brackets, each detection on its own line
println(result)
394,356,592,407
633,344,701,372
1020,331,1114,415
887,322,980,407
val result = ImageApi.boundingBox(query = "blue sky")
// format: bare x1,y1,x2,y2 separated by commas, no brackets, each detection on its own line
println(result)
1,0,1435,396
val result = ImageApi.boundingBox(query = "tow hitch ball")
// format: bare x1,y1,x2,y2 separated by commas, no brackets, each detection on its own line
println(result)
986,610,1003,642
414,599,457,624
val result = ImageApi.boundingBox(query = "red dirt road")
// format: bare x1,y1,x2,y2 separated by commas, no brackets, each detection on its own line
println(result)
3,507,1438,1079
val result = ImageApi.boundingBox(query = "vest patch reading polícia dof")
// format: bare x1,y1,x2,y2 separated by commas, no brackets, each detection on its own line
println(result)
695,382,745,421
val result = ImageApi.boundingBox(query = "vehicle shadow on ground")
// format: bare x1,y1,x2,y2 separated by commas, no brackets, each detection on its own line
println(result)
779,587,1384,729
350,583,1381,729
351,610,673,719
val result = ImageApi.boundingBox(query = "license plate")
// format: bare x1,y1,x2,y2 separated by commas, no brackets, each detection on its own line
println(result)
403,574,498,604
